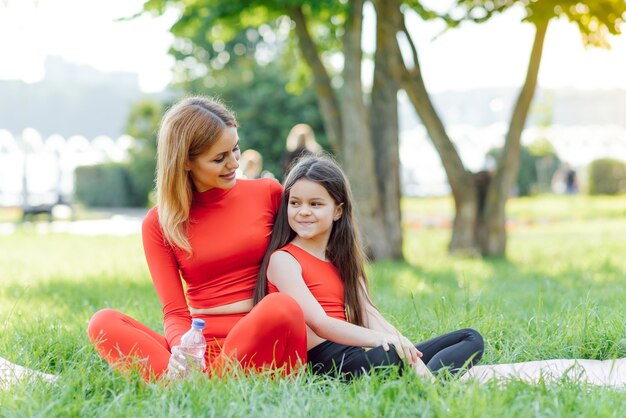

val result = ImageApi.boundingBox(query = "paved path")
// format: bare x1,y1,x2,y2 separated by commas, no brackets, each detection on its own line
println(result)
0,208,148,236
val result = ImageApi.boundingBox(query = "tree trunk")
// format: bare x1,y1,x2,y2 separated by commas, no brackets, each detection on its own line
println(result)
390,8,479,255
371,0,403,260
288,6,343,154
481,20,549,257
473,170,493,252
341,0,389,259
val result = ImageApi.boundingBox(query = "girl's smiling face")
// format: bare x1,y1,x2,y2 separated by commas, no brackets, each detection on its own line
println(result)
287,178,343,245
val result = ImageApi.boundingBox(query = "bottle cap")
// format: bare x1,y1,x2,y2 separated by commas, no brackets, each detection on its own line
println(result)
191,318,205,330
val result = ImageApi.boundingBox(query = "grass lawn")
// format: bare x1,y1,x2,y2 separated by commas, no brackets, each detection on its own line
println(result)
1,195,625,417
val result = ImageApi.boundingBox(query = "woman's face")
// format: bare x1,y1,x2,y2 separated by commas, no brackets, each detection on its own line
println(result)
186,127,241,192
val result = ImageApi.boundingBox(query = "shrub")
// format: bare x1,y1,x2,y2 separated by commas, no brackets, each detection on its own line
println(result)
125,99,161,207
588,158,626,195
487,139,560,196
74,163,141,207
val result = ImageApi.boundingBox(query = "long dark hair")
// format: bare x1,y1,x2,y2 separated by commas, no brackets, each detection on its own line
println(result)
253,154,371,326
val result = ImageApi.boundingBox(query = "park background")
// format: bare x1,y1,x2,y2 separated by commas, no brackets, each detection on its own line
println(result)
1,0,626,416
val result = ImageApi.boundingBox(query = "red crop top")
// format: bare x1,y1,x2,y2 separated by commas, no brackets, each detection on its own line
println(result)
268,243,346,321
142,178,282,347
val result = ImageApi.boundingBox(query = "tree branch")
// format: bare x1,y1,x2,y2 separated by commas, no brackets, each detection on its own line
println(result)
491,19,549,201
287,5,343,153
392,6,473,196
401,17,421,78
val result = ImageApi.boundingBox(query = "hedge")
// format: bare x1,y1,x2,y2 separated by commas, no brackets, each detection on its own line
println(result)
74,163,143,207
588,158,626,195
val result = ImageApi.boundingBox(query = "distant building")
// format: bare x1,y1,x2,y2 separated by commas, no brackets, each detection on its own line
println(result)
1,58,625,199
44,56,140,88
0,56,174,139
0,129,135,207
400,123,626,196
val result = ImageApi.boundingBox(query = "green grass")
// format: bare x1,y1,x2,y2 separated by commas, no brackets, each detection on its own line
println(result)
1,195,626,417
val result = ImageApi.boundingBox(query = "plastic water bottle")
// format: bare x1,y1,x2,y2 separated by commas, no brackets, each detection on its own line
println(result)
179,318,207,373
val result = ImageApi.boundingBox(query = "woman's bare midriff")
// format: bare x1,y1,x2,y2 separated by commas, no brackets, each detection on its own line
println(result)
189,298,254,315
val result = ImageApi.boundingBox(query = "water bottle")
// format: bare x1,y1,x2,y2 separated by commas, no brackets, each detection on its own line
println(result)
179,318,207,373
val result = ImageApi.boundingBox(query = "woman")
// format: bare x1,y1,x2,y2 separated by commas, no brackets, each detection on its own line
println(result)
88,96,307,382
255,154,484,380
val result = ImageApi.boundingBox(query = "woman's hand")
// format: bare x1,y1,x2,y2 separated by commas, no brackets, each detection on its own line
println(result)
166,346,191,379
377,332,422,365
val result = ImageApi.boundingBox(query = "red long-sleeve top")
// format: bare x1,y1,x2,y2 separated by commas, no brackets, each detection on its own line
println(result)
142,178,282,348
268,243,347,321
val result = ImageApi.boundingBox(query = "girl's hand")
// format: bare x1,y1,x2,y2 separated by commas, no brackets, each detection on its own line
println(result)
166,346,191,379
378,332,422,365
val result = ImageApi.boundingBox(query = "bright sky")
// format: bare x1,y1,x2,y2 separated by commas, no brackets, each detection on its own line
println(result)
1,0,625,93
0,0,177,92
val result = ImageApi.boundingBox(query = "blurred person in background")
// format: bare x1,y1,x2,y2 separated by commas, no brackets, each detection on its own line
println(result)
238,149,263,179
280,123,322,180
552,162,579,194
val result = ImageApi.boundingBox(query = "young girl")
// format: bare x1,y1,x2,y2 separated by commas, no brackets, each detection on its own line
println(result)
254,154,484,379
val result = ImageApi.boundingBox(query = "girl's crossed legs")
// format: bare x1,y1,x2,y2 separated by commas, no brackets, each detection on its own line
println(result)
307,328,484,379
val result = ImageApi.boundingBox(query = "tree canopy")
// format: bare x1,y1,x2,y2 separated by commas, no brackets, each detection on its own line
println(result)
141,0,626,258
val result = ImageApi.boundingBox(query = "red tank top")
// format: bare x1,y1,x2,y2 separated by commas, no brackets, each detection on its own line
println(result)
268,243,346,321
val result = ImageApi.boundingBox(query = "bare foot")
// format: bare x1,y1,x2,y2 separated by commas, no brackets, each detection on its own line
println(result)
412,359,435,382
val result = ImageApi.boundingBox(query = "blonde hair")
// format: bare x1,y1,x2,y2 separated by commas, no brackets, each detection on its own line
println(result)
285,123,321,152
156,96,238,254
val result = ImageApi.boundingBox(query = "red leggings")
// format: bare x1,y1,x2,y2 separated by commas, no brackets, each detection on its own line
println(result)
87,293,307,382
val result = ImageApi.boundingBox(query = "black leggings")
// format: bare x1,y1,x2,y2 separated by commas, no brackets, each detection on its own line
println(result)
307,328,484,380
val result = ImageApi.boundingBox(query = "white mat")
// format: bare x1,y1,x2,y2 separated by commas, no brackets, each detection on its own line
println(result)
462,358,626,388
0,356,58,390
